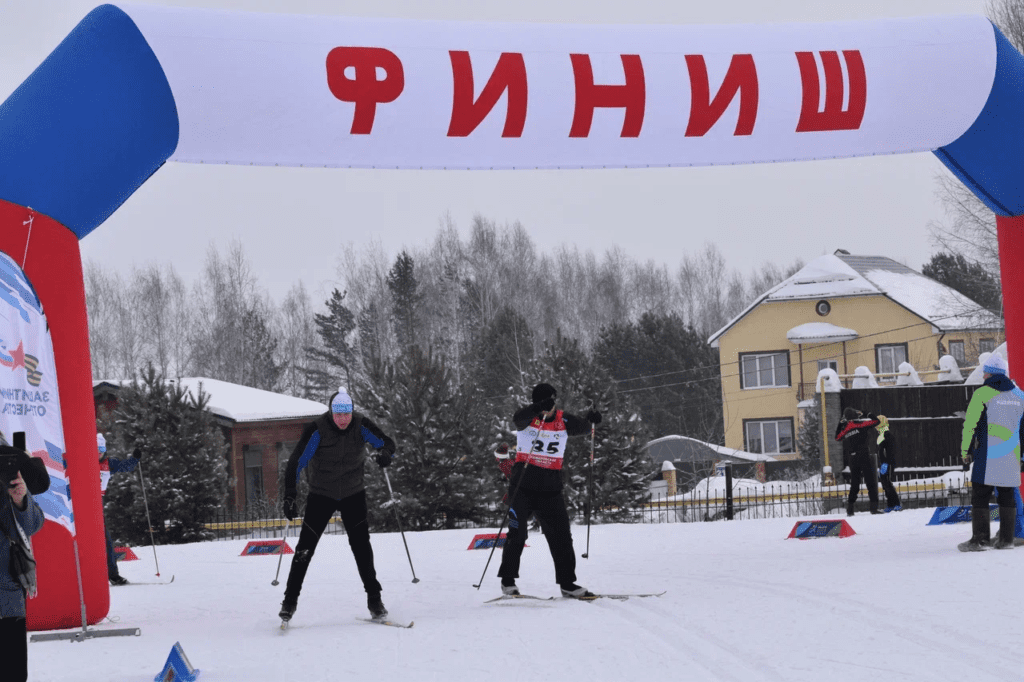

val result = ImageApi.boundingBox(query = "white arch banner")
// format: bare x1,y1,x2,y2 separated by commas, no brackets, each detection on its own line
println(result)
120,6,996,169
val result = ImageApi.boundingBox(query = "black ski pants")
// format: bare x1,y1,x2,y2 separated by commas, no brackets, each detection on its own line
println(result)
848,457,879,512
285,491,382,601
879,467,901,508
971,482,1016,508
0,617,27,681
497,487,577,586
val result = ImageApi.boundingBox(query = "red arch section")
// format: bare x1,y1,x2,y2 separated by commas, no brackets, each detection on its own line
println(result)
0,198,108,629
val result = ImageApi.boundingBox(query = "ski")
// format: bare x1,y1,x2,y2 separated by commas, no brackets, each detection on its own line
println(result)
122,575,175,586
357,617,414,629
484,594,555,604
570,591,667,601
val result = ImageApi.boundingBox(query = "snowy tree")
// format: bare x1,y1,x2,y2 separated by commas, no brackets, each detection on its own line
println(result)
100,366,229,544
594,312,722,442
303,288,357,401
353,345,491,530
386,250,422,351
797,399,822,463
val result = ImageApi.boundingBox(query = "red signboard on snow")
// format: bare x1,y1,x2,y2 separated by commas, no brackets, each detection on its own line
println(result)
240,539,293,556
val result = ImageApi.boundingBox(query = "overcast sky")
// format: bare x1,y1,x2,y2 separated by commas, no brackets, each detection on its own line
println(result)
0,0,992,302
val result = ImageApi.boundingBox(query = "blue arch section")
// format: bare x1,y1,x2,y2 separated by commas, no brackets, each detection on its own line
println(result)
0,4,178,238
935,23,1024,217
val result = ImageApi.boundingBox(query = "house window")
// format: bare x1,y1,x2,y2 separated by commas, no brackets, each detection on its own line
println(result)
979,338,996,355
875,344,908,376
948,340,965,366
817,359,838,373
740,351,790,389
744,419,795,454
243,445,264,508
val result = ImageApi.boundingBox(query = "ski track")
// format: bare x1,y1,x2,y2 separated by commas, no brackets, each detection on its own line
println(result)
26,512,1024,682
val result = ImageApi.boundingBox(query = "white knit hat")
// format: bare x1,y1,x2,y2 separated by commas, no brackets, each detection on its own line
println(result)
331,387,353,414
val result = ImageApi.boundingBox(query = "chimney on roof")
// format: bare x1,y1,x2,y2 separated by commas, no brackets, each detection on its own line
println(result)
834,249,850,255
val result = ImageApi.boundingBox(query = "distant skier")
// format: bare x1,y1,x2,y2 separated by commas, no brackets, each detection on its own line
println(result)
957,355,1024,552
875,416,902,512
835,407,882,516
98,433,140,586
278,387,397,622
496,382,601,599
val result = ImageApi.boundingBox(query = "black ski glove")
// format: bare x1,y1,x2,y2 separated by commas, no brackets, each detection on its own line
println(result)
962,454,972,472
131,447,142,461
586,410,602,425
375,452,393,468
283,494,298,521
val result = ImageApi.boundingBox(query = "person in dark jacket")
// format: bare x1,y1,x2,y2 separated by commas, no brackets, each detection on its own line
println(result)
496,382,601,599
836,407,882,516
958,354,1024,551
97,433,140,585
0,446,46,682
875,416,902,512
278,387,397,622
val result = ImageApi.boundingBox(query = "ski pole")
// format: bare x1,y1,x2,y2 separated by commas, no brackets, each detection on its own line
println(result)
135,453,161,577
473,454,532,589
382,467,419,583
582,423,595,559
271,517,292,586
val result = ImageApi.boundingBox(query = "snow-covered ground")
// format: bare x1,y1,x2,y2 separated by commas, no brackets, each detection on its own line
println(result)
30,508,1019,682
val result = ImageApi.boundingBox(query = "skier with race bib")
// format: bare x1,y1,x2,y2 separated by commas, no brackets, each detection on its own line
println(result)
497,382,601,599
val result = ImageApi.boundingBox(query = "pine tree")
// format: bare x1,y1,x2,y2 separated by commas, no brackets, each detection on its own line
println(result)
101,366,229,545
797,398,823,464
386,251,422,351
594,312,722,442
303,288,357,400
354,345,492,530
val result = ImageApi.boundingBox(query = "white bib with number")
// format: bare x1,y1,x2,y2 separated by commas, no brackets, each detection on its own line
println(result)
515,411,568,470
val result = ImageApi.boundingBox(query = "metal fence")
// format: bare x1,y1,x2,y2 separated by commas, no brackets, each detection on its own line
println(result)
197,476,973,540
625,475,972,524
202,508,350,541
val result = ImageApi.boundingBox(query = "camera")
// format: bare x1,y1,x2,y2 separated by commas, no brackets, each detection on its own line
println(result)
0,432,27,486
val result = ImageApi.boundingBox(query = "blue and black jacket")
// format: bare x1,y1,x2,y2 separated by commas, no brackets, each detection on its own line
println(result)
285,411,396,501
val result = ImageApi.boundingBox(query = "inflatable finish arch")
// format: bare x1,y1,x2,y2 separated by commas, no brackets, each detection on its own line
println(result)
1,4,1023,628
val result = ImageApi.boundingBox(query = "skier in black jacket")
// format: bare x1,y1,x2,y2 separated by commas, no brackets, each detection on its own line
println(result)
278,387,396,623
875,416,902,512
496,382,601,599
835,407,882,516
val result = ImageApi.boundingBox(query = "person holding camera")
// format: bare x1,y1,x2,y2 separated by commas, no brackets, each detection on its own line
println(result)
496,382,601,599
0,444,46,682
278,387,397,623
97,433,140,586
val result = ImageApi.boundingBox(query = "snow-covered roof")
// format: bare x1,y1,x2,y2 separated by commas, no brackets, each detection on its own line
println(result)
643,434,777,463
708,252,1002,347
786,322,858,344
94,377,327,424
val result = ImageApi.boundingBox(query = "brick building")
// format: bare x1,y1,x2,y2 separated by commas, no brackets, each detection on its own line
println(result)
93,377,326,511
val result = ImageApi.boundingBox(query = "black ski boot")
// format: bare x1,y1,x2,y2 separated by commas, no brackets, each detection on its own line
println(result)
501,577,520,596
279,597,298,622
109,575,129,586
992,506,1016,549
368,593,388,620
560,583,596,598
958,505,992,552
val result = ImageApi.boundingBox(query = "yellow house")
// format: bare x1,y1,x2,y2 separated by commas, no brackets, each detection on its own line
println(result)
707,251,1003,461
